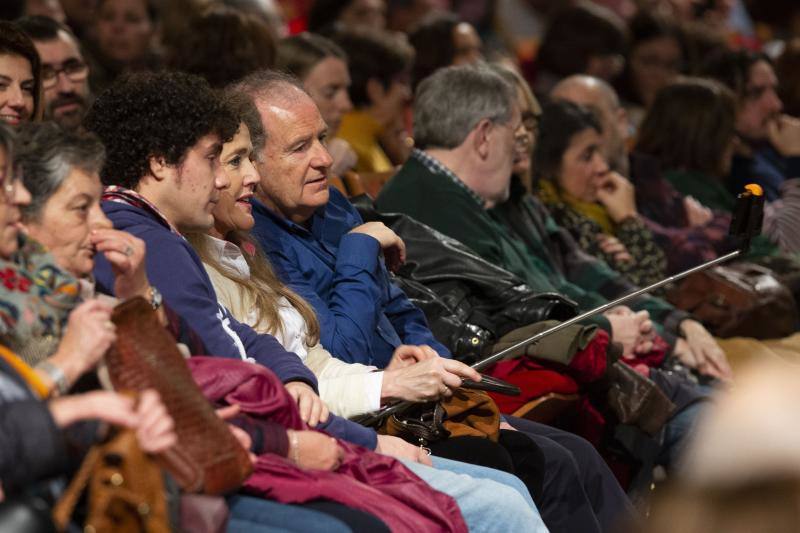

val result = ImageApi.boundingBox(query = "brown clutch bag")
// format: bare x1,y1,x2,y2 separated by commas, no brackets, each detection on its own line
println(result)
105,297,252,495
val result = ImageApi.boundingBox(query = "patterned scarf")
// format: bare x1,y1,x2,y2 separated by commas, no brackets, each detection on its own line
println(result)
0,235,81,366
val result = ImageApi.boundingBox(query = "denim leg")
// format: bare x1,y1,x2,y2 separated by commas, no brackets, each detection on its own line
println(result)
225,495,352,533
660,400,706,467
430,455,536,509
401,457,549,533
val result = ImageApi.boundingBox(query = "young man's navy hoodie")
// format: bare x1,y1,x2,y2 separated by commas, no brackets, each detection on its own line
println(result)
93,199,378,449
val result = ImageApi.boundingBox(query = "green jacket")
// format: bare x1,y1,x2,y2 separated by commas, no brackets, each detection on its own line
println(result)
376,154,688,337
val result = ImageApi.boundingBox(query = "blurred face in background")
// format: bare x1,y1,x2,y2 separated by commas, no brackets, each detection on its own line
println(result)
629,35,682,107
303,56,352,135
339,0,386,30
737,60,782,141
95,0,154,64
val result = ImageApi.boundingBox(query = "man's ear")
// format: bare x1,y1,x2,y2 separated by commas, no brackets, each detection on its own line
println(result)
147,155,172,182
473,118,492,159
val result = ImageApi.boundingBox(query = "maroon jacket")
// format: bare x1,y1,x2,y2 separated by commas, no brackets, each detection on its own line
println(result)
188,356,467,533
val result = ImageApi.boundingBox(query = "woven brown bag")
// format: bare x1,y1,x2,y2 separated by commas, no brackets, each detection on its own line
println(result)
106,297,252,495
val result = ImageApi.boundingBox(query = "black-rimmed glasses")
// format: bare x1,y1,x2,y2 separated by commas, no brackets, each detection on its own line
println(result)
41,60,89,89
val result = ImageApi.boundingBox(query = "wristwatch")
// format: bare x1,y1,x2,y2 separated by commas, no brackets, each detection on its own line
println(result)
37,360,69,397
149,285,163,310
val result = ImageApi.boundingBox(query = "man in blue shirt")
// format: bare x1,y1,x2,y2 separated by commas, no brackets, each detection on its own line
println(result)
243,76,447,369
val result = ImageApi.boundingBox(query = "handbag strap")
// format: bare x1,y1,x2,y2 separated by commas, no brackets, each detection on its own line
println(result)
52,445,102,531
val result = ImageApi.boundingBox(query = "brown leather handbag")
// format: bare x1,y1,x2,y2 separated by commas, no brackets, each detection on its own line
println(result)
52,428,170,533
105,297,252,495
382,388,502,446
667,262,799,339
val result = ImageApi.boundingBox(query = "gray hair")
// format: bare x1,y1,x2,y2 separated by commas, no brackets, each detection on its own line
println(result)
15,122,105,220
413,64,516,150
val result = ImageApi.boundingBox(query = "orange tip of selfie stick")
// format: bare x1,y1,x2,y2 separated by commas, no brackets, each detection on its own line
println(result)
744,183,763,196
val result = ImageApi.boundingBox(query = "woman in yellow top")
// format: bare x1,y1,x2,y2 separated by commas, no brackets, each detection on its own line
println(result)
333,28,414,174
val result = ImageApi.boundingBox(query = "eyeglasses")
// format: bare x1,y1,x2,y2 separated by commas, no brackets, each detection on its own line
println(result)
41,60,89,89
521,111,540,137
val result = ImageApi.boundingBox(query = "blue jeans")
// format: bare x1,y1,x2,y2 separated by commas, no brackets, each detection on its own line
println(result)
226,495,352,533
661,398,707,467
401,456,549,532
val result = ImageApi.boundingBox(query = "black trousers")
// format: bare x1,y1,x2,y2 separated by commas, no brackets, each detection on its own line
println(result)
507,417,637,533
429,419,635,533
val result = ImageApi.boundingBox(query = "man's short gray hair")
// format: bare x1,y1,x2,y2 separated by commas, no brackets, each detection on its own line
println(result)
16,122,105,221
413,65,516,150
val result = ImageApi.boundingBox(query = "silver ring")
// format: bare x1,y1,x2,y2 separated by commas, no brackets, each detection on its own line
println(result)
124,246,134,257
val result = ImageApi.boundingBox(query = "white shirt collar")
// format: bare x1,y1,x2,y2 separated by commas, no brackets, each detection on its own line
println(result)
204,234,251,279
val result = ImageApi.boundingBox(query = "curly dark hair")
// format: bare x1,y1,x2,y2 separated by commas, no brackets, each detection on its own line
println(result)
84,71,239,189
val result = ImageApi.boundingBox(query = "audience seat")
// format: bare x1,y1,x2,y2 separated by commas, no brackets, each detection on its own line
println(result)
511,393,580,424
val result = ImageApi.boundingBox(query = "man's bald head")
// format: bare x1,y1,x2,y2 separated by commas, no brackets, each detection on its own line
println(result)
551,75,619,113
551,74,629,173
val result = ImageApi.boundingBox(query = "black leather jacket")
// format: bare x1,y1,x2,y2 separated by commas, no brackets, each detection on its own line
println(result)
356,200,577,364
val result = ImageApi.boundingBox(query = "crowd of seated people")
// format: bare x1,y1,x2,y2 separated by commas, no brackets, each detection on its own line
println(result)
2,0,800,532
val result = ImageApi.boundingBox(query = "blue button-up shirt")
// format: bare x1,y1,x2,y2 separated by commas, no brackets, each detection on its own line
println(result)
251,188,450,368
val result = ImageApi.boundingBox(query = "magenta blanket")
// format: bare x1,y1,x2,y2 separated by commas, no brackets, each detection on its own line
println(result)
188,356,467,533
